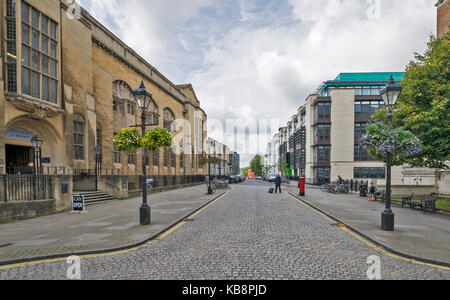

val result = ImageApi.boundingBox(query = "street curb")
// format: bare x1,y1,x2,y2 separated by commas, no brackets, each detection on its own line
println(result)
287,192,450,269
0,189,230,267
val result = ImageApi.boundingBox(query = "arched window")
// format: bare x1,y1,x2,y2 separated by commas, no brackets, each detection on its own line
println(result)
146,101,159,125
73,114,85,160
112,80,135,116
163,108,175,132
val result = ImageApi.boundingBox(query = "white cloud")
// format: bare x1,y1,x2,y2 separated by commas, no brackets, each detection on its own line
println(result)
77,0,437,166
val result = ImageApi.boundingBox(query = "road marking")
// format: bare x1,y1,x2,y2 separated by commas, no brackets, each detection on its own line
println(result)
286,192,450,271
0,189,231,271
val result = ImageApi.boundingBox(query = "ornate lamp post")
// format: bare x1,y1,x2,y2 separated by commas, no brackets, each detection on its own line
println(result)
31,135,43,200
380,75,402,231
95,147,102,191
218,153,222,180
207,140,213,194
31,135,44,175
133,81,154,226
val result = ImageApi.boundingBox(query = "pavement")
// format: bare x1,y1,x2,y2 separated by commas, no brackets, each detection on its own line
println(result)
0,180,448,280
284,182,450,265
0,184,226,264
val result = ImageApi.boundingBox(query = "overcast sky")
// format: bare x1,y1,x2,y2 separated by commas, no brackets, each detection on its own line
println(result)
78,0,437,166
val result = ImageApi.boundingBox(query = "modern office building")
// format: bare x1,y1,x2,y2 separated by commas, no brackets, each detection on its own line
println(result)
437,0,450,37
230,151,240,175
304,72,406,185
270,72,406,185
264,133,279,175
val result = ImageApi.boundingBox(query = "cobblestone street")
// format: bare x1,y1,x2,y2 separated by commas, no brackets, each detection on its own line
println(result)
1,181,449,280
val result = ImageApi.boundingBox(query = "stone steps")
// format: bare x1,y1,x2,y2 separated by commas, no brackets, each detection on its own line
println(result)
73,191,118,206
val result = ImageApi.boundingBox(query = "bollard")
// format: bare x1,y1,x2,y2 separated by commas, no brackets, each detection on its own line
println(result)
299,177,306,196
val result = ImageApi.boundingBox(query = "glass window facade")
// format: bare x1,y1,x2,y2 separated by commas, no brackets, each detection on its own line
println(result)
315,102,331,120
354,145,374,161
354,168,385,179
73,119,84,160
316,146,330,163
20,2,58,103
315,124,330,144
5,0,17,92
355,101,384,118
315,167,331,184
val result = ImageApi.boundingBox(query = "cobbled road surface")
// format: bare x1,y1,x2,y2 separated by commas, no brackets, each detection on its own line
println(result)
1,180,449,280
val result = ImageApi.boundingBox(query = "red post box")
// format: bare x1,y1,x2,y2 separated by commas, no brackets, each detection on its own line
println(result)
299,177,305,196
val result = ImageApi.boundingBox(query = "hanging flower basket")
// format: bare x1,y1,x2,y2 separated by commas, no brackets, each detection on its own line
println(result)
142,128,173,152
361,122,422,165
113,128,143,152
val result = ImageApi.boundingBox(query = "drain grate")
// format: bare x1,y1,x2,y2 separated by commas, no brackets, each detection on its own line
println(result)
183,218,195,222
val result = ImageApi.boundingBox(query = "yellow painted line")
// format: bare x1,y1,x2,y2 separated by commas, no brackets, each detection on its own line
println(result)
287,193,450,271
0,189,231,271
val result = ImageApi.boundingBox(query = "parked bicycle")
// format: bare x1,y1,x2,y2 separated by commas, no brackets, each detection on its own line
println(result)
321,182,350,194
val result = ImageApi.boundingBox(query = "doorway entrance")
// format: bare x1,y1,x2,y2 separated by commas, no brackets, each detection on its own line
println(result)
5,145,32,174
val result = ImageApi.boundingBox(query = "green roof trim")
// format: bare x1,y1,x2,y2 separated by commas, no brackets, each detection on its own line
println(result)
333,72,404,82
316,72,405,95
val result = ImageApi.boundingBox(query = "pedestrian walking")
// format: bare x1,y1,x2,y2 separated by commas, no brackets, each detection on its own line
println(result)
275,174,282,194
205,175,210,189
368,183,377,202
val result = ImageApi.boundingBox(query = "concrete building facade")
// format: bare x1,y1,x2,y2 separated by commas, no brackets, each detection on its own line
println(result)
1,0,208,177
264,132,279,175
271,72,406,185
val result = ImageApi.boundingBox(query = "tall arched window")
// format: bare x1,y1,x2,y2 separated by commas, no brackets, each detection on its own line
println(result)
73,114,85,160
147,101,159,125
163,108,175,132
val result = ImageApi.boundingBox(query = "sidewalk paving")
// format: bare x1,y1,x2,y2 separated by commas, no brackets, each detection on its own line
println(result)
285,184,450,265
0,185,226,264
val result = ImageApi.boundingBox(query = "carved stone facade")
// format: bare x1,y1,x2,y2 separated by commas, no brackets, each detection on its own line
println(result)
0,0,208,176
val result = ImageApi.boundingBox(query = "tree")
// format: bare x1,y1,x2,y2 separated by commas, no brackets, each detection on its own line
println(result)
373,32,450,169
278,156,287,175
250,155,264,176
242,167,249,177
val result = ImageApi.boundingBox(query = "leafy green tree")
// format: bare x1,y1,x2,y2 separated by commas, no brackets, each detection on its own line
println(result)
250,155,264,176
278,157,287,175
242,167,249,177
373,32,450,169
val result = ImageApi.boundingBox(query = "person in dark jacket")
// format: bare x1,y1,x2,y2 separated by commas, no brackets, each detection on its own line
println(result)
275,174,282,194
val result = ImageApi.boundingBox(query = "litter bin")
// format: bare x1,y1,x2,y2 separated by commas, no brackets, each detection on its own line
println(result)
359,184,368,197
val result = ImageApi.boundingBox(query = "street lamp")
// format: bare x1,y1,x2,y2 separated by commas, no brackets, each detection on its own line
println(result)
133,81,154,226
95,147,102,191
218,153,222,180
31,135,43,175
380,75,402,231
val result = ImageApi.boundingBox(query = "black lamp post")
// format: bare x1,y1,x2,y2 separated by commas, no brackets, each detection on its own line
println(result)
133,81,154,226
31,136,44,175
95,147,102,191
218,153,222,180
380,75,402,231
207,140,213,194
31,135,43,200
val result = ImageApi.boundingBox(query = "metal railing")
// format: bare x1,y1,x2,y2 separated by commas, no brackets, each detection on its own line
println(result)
132,175,206,190
0,175,53,202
